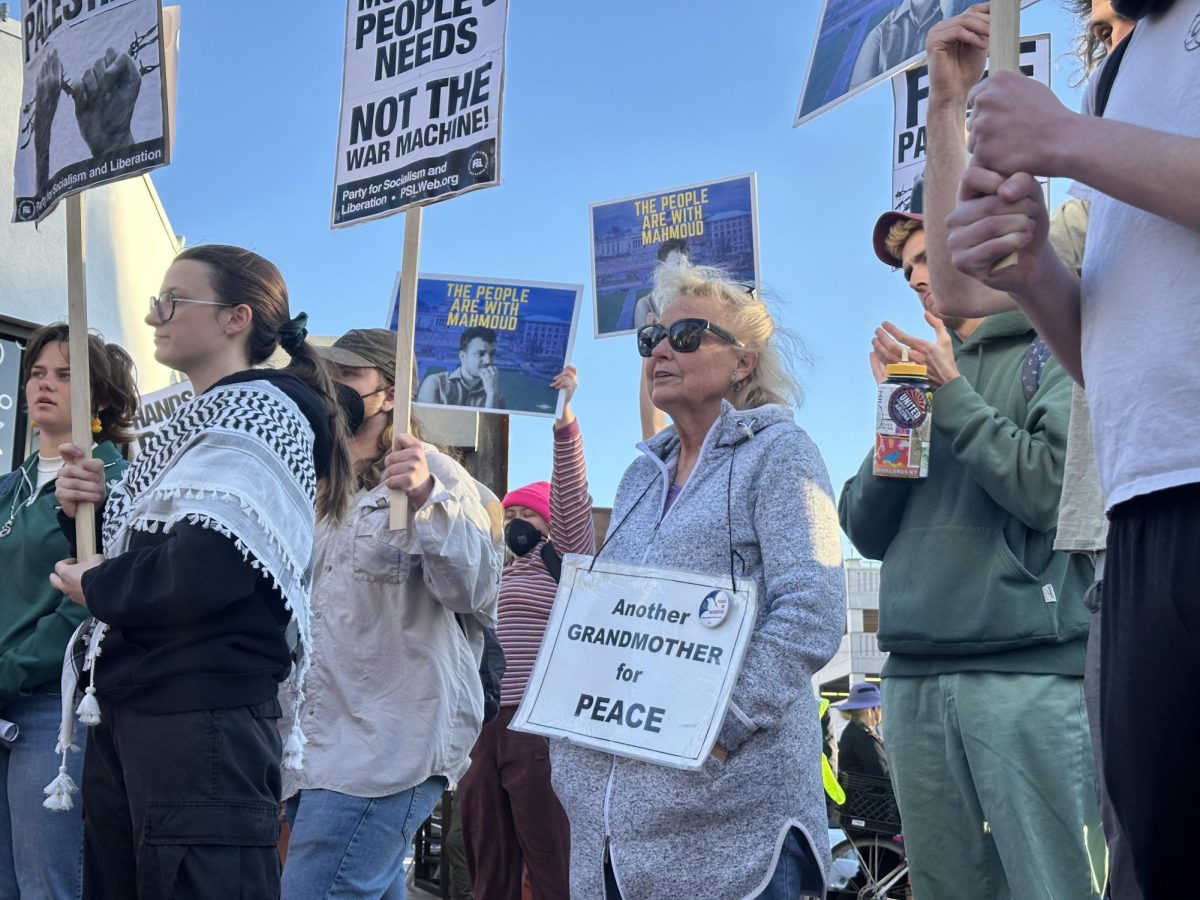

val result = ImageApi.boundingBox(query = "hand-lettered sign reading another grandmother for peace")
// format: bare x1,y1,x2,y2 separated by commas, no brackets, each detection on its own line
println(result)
511,555,757,770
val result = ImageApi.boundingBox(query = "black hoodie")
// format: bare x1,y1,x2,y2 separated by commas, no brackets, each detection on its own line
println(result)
74,370,330,714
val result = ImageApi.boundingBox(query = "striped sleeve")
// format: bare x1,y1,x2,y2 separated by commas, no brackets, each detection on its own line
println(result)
495,420,594,706
496,560,560,706
548,420,595,556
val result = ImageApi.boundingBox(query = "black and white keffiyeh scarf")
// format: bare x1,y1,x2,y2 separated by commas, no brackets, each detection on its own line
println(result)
46,379,318,810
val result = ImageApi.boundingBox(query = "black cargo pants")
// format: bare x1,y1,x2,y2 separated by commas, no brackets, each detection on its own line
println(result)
81,697,282,899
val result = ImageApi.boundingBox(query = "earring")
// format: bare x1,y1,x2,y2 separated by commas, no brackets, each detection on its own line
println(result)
730,380,743,393
91,417,102,434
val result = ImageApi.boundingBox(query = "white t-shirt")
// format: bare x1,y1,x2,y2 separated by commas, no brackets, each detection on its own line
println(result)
1075,2,1200,510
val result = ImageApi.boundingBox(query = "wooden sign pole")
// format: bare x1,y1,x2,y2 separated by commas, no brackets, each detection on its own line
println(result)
989,0,1021,271
65,193,97,558
389,204,423,531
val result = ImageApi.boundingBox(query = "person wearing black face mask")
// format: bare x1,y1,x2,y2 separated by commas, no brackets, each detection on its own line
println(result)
279,329,502,899
458,365,593,900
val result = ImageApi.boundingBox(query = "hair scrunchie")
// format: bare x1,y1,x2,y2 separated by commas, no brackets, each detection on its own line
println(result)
278,312,309,356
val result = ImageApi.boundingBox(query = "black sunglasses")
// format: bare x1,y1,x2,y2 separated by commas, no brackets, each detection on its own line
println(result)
636,318,744,358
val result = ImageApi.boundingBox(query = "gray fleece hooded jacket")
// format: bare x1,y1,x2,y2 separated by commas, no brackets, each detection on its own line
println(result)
549,402,845,899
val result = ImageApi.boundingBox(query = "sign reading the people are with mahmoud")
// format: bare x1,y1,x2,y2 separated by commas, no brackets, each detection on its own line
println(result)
331,0,508,227
511,555,757,770
13,0,170,224
589,173,759,338
388,273,582,419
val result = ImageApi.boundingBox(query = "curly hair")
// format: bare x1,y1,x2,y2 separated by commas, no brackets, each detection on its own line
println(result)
1067,0,1109,83
884,219,923,266
650,265,807,410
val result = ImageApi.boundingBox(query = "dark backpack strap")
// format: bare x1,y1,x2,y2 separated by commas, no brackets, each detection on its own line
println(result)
1093,32,1130,118
457,615,507,725
478,627,507,725
540,540,563,584
1022,337,1052,402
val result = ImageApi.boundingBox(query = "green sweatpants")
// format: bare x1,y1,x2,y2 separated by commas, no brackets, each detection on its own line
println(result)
882,673,1105,900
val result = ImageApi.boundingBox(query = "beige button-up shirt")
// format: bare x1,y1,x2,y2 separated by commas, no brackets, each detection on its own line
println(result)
283,450,502,799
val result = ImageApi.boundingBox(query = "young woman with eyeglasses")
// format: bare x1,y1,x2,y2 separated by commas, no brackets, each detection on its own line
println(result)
50,245,352,899
0,324,136,899
549,266,846,900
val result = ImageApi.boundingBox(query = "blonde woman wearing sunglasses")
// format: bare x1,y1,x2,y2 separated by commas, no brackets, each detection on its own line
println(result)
550,266,846,900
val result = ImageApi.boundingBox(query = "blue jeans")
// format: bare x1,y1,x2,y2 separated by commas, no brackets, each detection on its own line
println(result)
757,827,824,899
283,777,445,900
0,693,84,900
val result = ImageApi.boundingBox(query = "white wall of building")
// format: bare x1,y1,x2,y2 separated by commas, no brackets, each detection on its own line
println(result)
816,557,887,696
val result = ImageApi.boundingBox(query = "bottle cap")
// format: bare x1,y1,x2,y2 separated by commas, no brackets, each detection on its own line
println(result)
886,346,927,378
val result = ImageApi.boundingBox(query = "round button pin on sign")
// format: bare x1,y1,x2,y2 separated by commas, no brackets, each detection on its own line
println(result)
698,590,730,628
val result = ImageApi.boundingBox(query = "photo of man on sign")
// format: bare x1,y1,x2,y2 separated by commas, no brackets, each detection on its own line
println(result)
416,326,505,409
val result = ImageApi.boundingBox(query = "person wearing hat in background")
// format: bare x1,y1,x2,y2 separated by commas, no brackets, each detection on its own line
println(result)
280,327,502,900
458,365,592,900
838,211,1103,899
835,683,889,780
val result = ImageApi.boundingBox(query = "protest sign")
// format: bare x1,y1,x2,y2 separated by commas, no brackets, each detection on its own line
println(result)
14,0,170,224
130,379,194,455
794,0,1039,126
589,173,759,338
389,273,582,419
331,0,508,228
511,554,757,770
890,34,1050,212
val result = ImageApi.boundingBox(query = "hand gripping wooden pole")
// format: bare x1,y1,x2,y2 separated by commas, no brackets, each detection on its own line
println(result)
989,0,1022,272
389,205,423,531
65,193,97,558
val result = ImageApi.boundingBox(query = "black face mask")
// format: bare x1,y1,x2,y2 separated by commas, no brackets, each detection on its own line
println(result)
505,518,543,557
334,381,366,435
1111,0,1171,19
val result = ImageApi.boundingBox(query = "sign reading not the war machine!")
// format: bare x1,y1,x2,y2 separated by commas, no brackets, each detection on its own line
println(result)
890,34,1050,213
332,0,509,227
389,273,582,419
589,173,760,338
511,555,757,770
794,0,1040,127
14,0,171,224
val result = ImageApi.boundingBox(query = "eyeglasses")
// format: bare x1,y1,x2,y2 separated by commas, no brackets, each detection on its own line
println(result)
149,290,231,323
636,318,744,358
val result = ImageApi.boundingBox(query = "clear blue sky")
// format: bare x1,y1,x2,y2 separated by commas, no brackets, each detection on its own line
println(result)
22,0,1089,506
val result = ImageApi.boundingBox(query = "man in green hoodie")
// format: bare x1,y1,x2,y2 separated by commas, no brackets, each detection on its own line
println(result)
838,210,1104,900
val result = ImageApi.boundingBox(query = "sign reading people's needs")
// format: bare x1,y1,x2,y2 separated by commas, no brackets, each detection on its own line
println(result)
14,0,170,223
511,555,756,770
332,0,508,227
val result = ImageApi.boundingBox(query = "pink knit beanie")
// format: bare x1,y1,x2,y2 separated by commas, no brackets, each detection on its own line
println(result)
502,481,551,523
